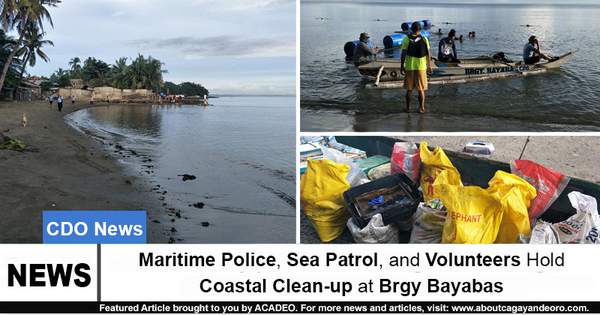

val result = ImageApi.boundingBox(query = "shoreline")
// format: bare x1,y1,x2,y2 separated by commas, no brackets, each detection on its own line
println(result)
0,100,167,243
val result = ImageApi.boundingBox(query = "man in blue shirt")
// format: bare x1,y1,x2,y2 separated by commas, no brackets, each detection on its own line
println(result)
523,35,553,65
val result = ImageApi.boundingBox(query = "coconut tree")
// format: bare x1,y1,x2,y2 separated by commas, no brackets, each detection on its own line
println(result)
0,0,60,93
110,57,132,89
16,24,53,81
68,56,81,77
0,29,23,90
129,54,165,91
82,56,110,86
145,56,166,92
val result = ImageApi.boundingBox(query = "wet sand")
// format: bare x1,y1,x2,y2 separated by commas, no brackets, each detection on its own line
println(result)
301,136,600,243
0,101,166,243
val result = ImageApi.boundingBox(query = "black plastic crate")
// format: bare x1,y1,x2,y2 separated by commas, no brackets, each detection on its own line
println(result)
344,173,423,229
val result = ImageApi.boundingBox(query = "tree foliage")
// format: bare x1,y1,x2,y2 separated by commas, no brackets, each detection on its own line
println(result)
43,54,208,96
161,81,209,97
0,0,60,92
0,29,24,90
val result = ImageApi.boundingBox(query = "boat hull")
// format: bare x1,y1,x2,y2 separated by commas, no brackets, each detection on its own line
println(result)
357,51,574,88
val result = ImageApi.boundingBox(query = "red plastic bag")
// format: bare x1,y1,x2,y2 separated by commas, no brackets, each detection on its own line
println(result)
510,160,570,222
390,142,421,183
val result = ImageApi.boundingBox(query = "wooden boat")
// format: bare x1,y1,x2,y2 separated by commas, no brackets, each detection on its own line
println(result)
357,51,575,89
335,135,600,224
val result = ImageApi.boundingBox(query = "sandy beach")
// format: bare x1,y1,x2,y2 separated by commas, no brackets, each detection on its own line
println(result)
0,100,166,243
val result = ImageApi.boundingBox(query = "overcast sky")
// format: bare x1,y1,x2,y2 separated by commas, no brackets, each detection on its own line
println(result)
28,0,296,95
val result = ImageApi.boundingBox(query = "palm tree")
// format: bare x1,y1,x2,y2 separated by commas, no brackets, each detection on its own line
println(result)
129,54,166,91
16,24,53,81
0,0,60,93
68,56,81,77
110,57,132,89
0,29,23,89
82,56,110,85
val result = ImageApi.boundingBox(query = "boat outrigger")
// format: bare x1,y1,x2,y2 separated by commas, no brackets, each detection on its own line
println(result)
358,51,575,89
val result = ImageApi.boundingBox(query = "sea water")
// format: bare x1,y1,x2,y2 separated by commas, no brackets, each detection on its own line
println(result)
65,96,295,243
301,0,600,131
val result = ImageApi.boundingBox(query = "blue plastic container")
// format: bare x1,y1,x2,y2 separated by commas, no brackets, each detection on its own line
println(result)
383,33,407,48
344,40,375,58
400,22,411,31
344,40,360,58
383,31,431,49
422,19,433,29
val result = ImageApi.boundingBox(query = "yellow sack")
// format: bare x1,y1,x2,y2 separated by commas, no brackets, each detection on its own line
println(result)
419,142,462,202
435,171,503,244
436,170,537,244
301,159,350,242
488,171,537,243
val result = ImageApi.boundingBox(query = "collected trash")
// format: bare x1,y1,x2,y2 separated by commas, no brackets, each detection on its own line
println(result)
344,173,421,230
322,147,369,187
367,163,391,180
420,142,462,202
511,160,570,223
409,200,446,244
391,142,421,183
347,214,399,244
299,136,366,174
300,137,600,245
463,141,495,155
435,170,536,244
301,159,351,242
530,192,599,244
357,155,390,174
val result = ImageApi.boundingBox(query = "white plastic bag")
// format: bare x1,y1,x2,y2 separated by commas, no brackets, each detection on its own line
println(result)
409,200,446,243
530,192,600,244
322,147,369,187
347,214,399,244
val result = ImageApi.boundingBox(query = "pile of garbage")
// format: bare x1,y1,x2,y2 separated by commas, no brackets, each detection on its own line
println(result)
300,137,600,244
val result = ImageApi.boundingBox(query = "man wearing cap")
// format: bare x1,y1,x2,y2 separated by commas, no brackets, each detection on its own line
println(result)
353,32,381,66
438,29,459,63
400,22,432,114
523,35,554,65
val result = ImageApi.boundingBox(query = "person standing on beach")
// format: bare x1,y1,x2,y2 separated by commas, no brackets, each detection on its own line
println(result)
48,95,53,107
400,22,432,114
57,95,64,112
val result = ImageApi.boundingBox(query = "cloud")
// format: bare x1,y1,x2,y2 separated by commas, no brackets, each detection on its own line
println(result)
192,0,294,11
30,0,295,95
111,10,126,17
128,36,295,58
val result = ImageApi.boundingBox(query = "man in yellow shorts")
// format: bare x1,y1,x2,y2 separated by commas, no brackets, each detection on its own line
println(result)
400,22,433,113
